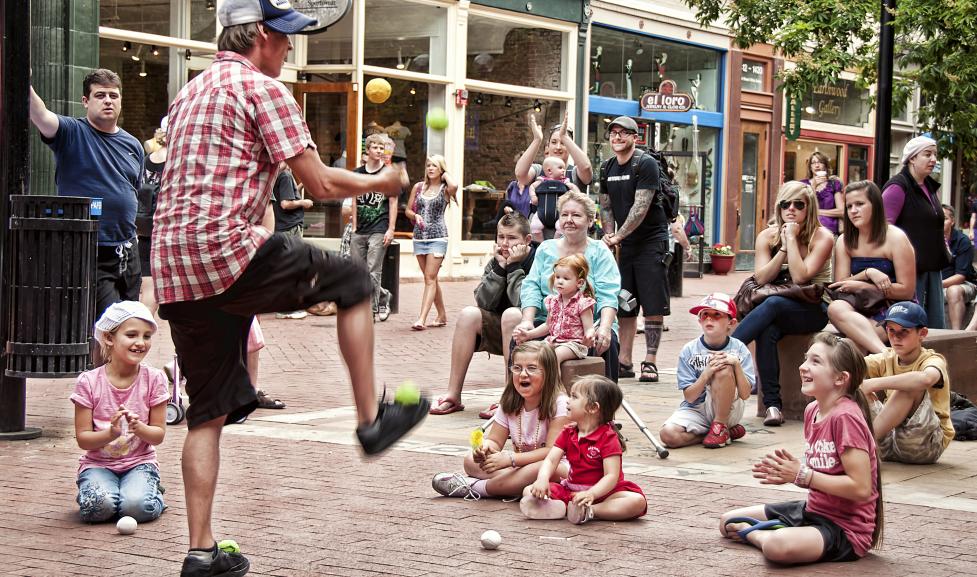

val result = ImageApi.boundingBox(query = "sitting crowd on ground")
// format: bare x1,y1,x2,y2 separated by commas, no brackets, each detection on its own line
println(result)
427,127,965,565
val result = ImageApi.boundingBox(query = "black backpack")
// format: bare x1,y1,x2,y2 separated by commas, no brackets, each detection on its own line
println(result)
600,149,679,223
534,179,570,229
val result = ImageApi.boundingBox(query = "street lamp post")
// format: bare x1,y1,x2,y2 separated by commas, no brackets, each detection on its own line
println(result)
873,0,897,185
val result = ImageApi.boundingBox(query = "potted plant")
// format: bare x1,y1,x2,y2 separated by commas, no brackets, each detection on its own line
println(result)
708,244,735,275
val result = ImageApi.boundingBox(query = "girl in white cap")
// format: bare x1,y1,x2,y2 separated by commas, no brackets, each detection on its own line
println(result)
70,301,169,524
881,135,947,328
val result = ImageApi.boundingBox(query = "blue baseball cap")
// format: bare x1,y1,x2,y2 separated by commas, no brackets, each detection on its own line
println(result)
879,301,928,328
218,0,318,35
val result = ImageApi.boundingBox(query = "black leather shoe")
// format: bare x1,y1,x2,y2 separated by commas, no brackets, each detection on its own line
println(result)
357,397,430,455
180,546,250,577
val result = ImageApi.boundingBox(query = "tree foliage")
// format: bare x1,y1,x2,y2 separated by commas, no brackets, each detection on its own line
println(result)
684,0,977,160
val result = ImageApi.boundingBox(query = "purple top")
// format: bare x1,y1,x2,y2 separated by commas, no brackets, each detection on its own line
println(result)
801,177,843,234
882,181,938,224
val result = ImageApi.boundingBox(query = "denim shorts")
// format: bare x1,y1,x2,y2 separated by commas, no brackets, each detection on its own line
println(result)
413,239,447,257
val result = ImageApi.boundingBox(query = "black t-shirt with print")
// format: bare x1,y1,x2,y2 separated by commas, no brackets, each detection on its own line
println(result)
604,151,666,245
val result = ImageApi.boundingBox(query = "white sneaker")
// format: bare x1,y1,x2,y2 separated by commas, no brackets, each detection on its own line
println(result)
431,472,480,500
567,502,594,525
763,406,784,427
519,495,566,519
377,292,391,322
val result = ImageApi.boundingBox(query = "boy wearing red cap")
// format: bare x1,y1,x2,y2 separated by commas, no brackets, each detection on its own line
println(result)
660,293,756,448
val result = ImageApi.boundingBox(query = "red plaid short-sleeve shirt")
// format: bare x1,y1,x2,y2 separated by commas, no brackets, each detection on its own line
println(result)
152,51,314,304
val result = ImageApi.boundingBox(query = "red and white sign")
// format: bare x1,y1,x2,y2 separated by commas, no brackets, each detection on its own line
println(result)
639,80,694,113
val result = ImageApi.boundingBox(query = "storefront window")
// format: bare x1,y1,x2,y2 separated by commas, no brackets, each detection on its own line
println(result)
190,0,218,43
306,5,354,65
101,0,170,36
466,15,566,91
462,95,567,240
99,39,171,146
784,140,843,182
364,0,447,75
590,26,721,112
303,75,449,239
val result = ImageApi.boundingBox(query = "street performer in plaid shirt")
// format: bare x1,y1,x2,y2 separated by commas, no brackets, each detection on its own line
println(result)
152,2,429,575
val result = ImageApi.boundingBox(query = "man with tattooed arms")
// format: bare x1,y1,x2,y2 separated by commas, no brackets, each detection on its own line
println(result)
599,116,669,384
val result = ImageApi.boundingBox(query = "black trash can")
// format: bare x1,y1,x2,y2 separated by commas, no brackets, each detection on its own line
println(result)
380,241,400,314
668,244,684,298
6,196,97,377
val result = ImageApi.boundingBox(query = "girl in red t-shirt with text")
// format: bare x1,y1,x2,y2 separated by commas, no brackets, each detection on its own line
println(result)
720,333,884,564
521,375,647,524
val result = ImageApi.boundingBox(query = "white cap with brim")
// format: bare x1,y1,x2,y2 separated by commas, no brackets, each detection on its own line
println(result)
94,301,158,342
218,0,319,35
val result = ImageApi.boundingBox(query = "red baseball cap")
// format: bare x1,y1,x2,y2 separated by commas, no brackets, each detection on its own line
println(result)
689,292,737,318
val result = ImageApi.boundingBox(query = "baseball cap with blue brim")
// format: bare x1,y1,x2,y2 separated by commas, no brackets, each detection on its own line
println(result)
878,301,928,328
218,0,318,35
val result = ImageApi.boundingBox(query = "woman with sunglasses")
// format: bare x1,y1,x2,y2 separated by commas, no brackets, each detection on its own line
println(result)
732,181,835,426
827,181,916,354
514,110,593,191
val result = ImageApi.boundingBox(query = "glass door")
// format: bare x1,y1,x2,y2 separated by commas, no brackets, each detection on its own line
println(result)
293,83,358,238
738,122,768,263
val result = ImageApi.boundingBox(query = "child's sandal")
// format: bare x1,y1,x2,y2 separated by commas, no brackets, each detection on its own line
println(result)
639,361,659,383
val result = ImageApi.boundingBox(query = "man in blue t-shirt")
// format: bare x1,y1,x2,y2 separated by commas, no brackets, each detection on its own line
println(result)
30,68,144,320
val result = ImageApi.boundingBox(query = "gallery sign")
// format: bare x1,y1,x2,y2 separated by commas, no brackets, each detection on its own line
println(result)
639,80,694,113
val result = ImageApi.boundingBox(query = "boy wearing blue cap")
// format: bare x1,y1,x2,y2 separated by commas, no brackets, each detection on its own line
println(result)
861,301,954,464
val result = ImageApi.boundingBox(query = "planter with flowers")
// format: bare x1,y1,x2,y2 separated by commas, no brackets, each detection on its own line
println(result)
708,244,735,275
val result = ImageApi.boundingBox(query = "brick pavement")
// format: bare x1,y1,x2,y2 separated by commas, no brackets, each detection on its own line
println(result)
2,271,977,576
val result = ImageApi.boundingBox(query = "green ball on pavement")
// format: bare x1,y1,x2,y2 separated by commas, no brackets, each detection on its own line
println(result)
217,540,240,554
395,382,421,405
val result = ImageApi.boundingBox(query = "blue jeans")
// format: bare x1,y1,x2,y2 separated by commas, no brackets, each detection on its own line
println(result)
732,296,829,410
76,463,165,523
916,270,945,329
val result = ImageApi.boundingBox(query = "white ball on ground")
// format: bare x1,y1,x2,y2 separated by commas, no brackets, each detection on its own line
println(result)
480,529,501,550
116,516,137,535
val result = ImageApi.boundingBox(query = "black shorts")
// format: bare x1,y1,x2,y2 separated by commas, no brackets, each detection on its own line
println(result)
764,500,859,563
138,235,152,278
158,233,373,428
618,239,670,318
95,241,142,319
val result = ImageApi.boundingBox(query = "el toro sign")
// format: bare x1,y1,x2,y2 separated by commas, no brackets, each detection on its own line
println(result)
640,80,694,113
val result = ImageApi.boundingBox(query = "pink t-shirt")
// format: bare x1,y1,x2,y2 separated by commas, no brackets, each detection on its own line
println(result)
544,291,596,344
69,364,170,474
803,398,879,557
492,394,569,452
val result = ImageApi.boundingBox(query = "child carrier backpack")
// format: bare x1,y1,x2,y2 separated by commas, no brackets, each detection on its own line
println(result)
535,179,570,229
600,149,680,223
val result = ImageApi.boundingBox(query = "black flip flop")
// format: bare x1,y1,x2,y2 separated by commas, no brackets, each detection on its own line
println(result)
619,363,635,378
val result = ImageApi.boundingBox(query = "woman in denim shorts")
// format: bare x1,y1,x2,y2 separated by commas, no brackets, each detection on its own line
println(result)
406,154,457,330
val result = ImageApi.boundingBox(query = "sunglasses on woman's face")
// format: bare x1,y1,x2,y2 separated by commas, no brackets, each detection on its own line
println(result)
779,200,806,211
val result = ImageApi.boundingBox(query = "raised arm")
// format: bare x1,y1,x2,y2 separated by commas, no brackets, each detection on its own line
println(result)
753,227,788,285
558,111,592,185
29,86,59,139
443,171,459,204
515,114,545,187
784,225,834,284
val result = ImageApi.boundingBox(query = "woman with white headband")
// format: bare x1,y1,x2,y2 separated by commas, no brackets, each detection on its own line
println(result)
880,136,948,328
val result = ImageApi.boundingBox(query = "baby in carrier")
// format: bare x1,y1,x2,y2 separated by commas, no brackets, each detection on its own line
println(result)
530,156,581,241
